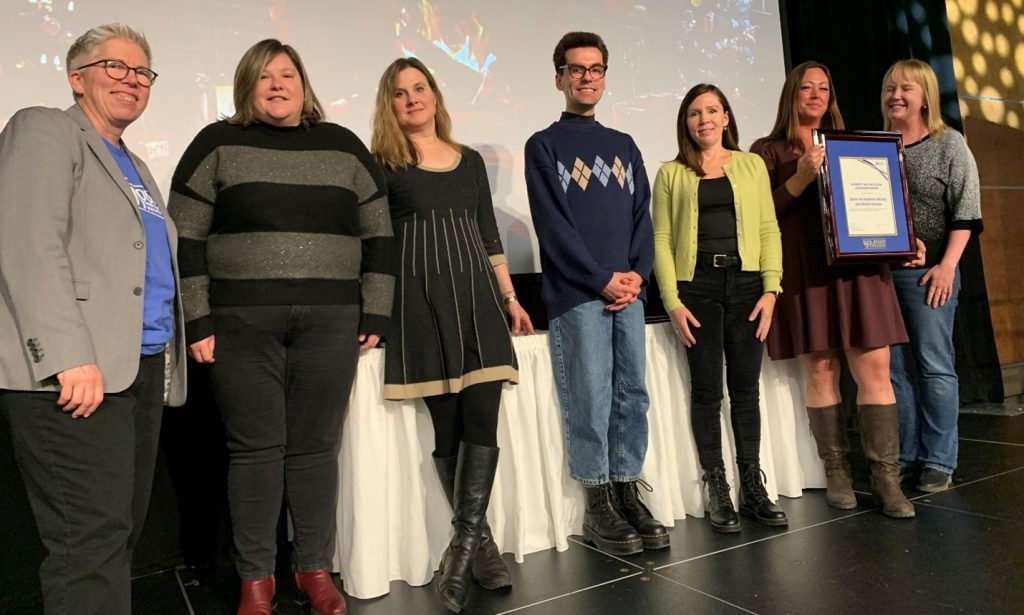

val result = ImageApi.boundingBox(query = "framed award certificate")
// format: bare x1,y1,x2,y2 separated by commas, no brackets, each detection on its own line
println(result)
813,129,917,265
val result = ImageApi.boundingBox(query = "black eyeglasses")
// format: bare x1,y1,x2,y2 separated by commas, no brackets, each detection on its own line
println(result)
558,64,608,80
75,59,158,86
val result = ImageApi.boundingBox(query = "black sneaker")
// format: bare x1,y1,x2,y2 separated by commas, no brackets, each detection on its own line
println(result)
916,468,952,493
898,465,918,483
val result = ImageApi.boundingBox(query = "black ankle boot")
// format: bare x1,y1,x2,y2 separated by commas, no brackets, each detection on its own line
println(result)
702,467,740,533
582,483,643,555
612,480,670,550
433,453,511,591
738,463,788,526
437,442,499,613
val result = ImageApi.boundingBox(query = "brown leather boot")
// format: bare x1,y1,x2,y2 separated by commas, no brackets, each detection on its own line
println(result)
858,404,915,519
237,577,275,615
294,570,347,614
806,405,857,509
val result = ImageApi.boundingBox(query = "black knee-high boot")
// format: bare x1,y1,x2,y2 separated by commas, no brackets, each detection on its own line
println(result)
437,442,500,613
433,452,512,591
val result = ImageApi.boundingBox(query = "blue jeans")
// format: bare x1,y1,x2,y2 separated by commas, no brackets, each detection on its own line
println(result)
889,266,961,474
549,300,649,485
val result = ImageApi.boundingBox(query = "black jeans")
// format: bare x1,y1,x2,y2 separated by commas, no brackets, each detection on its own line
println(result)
677,259,765,470
0,353,165,615
209,304,359,579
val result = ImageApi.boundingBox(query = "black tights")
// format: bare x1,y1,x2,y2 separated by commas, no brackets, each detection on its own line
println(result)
423,381,503,457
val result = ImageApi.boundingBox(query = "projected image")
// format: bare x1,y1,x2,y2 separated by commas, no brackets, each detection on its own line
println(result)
0,0,786,273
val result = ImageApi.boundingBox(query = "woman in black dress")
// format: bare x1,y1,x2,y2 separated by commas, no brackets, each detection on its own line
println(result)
371,57,533,613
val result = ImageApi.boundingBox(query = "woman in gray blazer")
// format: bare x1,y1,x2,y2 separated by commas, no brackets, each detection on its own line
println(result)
0,23,185,615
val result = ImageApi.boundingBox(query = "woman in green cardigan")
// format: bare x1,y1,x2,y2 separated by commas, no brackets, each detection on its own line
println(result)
652,83,785,534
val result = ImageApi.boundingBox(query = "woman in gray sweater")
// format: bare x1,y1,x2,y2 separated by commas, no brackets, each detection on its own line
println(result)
881,59,983,493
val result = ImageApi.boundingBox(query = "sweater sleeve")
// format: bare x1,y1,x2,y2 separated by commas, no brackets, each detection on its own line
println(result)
524,136,613,295
469,148,507,267
651,163,684,313
628,140,655,284
343,129,395,337
945,131,983,235
751,155,783,293
167,125,219,344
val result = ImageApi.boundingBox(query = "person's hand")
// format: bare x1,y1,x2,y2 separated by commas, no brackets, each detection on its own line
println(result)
506,301,535,335
795,145,825,184
920,262,956,308
902,238,926,268
358,334,381,351
621,271,643,289
189,336,215,363
748,293,777,341
602,273,639,309
669,306,701,347
56,364,104,418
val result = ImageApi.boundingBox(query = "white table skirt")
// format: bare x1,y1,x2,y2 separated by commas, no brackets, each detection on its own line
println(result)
334,322,824,599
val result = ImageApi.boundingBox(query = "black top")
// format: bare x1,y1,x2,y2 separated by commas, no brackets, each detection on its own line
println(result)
697,176,738,254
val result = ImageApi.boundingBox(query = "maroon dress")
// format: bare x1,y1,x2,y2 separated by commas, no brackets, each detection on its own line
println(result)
751,139,908,360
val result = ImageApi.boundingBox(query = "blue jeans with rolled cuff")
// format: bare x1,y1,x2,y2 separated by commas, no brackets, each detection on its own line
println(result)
548,299,649,485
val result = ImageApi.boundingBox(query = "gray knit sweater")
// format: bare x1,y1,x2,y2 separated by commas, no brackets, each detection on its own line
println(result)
903,129,983,265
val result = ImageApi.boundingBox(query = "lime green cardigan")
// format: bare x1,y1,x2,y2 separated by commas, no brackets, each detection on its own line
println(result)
652,152,782,313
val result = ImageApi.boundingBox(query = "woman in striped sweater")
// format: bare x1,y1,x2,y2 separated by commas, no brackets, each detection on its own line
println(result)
169,39,394,615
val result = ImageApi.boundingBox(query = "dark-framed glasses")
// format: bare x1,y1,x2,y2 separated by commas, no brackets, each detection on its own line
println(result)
75,59,158,86
559,64,607,80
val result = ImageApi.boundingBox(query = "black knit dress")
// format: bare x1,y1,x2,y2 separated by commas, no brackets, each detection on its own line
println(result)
382,147,518,400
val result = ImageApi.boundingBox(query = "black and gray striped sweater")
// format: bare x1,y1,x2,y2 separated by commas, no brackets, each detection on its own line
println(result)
168,120,394,343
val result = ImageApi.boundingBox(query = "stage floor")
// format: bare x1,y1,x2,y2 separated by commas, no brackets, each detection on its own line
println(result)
106,411,1024,615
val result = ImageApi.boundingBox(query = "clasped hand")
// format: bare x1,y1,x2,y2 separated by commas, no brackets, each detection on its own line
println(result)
602,272,642,312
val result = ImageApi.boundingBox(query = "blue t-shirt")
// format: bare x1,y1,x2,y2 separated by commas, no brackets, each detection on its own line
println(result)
104,139,175,355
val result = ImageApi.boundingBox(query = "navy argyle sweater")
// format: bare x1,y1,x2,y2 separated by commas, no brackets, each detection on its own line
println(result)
524,113,653,319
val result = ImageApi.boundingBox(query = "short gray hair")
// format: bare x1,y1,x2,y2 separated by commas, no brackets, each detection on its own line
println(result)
66,23,152,99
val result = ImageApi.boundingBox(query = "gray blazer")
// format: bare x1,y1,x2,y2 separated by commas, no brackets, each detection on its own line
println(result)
0,105,186,405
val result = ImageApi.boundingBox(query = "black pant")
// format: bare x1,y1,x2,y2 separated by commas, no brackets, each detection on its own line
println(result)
209,304,359,579
677,261,765,470
424,382,503,457
0,353,165,615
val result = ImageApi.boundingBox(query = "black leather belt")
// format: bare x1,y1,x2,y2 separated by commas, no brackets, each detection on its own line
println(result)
696,252,740,268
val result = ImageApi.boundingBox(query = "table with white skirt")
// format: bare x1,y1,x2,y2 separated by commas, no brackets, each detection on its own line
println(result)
333,322,824,599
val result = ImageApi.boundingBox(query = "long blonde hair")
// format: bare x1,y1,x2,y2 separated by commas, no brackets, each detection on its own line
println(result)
227,39,325,127
881,59,948,136
371,57,458,169
757,61,845,151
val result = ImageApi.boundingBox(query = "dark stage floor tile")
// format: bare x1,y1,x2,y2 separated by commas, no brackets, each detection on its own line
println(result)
565,490,868,570
846,434,1024,500
347,544,642,615
131,570,190,615
959,412,1024,445
918,467,1024,523
655,505,1024,615
509,573,750,615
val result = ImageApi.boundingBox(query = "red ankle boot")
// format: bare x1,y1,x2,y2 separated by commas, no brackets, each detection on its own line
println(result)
294,570,347,615
237,577,275,615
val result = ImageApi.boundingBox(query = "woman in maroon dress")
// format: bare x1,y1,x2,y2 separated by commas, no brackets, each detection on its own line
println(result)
751,61,915,518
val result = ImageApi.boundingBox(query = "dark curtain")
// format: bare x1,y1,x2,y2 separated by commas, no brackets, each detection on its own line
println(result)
780,0,1002,402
